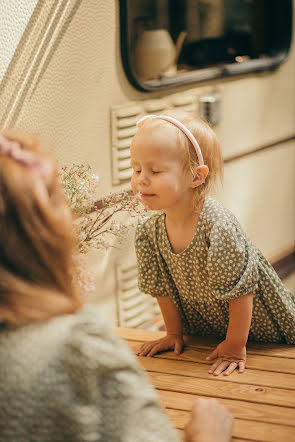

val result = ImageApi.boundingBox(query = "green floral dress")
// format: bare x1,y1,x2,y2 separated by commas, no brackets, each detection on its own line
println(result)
135,197,295,344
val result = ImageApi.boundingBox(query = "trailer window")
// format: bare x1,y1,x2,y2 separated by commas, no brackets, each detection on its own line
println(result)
119,0,292,92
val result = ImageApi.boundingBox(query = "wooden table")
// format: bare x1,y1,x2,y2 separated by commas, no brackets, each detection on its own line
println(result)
116,328,295,442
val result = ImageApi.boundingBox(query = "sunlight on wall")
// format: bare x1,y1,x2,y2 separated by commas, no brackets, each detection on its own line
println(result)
0,0,37,82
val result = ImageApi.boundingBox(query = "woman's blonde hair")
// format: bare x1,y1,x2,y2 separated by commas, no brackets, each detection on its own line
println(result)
0,132,81,325
144,110,223,206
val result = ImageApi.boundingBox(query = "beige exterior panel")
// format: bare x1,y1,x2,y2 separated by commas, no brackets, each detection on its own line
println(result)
0,1,294,316
216,140,295,258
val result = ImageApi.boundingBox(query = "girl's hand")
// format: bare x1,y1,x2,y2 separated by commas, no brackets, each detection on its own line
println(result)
185,398,234,442
206,340,246,376
137,333,184,357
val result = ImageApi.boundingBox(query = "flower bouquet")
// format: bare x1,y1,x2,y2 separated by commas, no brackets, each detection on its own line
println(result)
60,164,145,293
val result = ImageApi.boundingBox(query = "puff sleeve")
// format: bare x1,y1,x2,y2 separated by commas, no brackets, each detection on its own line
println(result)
135,218,176,297
207,220,259,301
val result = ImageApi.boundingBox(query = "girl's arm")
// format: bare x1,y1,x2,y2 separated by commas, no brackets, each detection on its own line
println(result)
157,295,183,336
227,292,253,347
206,293,253,376
137,295,184,357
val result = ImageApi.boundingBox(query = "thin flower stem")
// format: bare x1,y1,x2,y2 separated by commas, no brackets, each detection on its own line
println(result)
60,163,145,256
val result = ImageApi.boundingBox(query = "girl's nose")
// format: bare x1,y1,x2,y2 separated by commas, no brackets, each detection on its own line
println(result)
138,172,149,186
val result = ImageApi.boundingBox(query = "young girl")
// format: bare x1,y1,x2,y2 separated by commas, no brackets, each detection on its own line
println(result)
131,111,295,377
0,132,233,441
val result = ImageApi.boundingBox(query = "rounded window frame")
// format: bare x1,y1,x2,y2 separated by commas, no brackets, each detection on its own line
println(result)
119,0,293,92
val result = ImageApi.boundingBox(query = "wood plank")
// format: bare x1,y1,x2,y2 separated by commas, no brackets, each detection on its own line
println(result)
186,339,295,360
116,328,295,359
116,327,166,341
126,340,295,376
167,409,295,442
158,390,295,427
177,429,250,442
148,372,295,407
137,354,295,390
117,328,295,441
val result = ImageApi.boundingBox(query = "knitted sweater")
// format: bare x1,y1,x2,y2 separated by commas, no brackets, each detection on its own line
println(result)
0,304,180,442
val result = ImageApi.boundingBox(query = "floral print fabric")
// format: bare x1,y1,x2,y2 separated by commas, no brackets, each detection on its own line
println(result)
135,197,295,344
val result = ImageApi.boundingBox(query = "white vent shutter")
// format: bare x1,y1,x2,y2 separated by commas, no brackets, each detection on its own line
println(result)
111,105,142,186
111,92,198,187
111,92,201,328
116,262,162,329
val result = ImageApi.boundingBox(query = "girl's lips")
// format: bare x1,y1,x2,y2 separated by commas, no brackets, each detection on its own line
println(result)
141,193,156,197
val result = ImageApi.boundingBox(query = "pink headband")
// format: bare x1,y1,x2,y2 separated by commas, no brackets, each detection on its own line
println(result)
0,134,53,179
136,114,207,168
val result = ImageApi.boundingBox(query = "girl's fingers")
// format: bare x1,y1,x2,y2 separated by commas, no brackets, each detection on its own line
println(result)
208,359,222,374
137,341,158,356
137,338,183,357
138,348,150,356
213,360,231,376
147,344,162,357
137,345,147,356
223,362,238,376
238,361,246,373
174,340,183,355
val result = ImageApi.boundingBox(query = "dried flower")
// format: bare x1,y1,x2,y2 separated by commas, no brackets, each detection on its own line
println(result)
60,164,145,253
60,164,145,294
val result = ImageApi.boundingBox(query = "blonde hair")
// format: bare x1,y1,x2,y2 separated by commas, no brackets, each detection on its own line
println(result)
142,110,223,207
0,132,81,325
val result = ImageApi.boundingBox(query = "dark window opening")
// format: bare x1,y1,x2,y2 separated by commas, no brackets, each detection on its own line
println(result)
119,0,292,92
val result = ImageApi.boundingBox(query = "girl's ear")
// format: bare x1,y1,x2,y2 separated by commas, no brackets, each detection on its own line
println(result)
191,165,209,188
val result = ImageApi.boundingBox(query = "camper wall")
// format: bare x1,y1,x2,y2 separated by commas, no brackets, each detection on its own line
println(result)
0,1,294,324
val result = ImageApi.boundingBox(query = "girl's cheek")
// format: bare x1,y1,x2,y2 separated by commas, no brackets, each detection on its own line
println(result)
131,175,137,193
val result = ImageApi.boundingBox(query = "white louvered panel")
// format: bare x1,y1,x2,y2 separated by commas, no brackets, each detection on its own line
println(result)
117,115,139,128
123,293,152,311
121,289,161,328
115,105,142,118
120,286,139,302
118,157,132,170
111,93,198,187
118,138,133,149
176,104,196,112
124,312,156,329
171,93,196,107
111,104,142,186
121,277,137,292
123,298,153,320
118,126,138,139
144,99,169,113
118,149,130,160
118,168,133,181
121,264,138,280
116,262,161,329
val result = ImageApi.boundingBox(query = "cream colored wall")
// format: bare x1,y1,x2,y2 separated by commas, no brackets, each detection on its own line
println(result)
0,0,132,192
216,141,295,258
3,1,294,191
0,0,38,82
0,1,294,317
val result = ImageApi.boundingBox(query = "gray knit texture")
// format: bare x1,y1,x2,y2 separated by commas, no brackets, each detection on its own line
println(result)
0,304,180,442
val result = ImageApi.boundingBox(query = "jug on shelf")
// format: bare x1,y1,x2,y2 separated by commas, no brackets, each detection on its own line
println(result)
134,29,187,80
